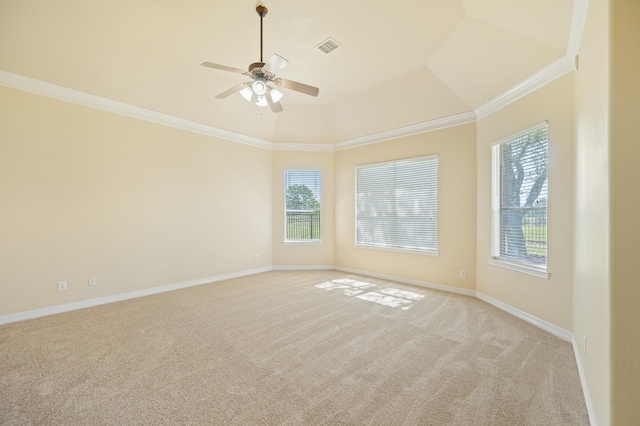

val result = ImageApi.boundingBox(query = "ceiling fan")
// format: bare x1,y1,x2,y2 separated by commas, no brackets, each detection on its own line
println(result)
201,4,319,113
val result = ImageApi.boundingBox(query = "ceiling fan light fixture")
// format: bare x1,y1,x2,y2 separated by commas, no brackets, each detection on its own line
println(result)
256,95,268,107
240,86,253,101
202,4,320,113
252,79,267,96
270,88,283,103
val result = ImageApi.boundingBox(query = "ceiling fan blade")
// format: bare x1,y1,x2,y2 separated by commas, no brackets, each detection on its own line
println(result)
216,83,248,99
274,78,319,97
266,91,284,113
201,62,247,75
262,54,289,74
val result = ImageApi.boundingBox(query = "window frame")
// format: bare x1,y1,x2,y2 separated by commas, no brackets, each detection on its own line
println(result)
354,154,439,255
284,169,322,244
490,122,550,279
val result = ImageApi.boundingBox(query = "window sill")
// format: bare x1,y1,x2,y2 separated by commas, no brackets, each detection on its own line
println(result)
489,258,549,279
355,243,439,256
283,240,322,245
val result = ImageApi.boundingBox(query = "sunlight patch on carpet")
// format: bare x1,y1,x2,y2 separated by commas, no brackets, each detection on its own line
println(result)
315,278,424,309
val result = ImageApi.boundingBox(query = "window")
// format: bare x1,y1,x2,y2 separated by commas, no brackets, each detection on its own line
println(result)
491,122,548,275
285,170,321,242
356,155,438,253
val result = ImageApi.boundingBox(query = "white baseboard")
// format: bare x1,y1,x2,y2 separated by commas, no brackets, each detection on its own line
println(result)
333,266,477,297
335,268,573,343
0,266,272,325
2,266,570,344
476,292,572,342
272,265,335,271
572,336,598,426
1,264,595,424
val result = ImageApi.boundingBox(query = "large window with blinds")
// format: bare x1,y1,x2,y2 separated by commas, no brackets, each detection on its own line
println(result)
356,155,438,253
285,170,321,242
491,123,548,274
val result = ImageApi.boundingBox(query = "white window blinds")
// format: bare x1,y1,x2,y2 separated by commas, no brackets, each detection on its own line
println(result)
356,155,438,253
491,123,548,269
285,170,321,241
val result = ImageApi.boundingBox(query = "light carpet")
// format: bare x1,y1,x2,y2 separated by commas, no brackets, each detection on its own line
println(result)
0,270,589,425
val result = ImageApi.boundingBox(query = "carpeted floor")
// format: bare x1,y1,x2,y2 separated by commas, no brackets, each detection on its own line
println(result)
0,270,589,425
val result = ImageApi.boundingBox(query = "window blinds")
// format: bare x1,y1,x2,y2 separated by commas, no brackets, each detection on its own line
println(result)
491,123,548,268
356,155,438,253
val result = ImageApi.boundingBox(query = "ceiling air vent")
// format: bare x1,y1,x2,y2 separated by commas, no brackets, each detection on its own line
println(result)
315,37,341,54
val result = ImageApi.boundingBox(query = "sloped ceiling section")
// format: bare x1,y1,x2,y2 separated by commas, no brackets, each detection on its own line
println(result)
0,0,575,144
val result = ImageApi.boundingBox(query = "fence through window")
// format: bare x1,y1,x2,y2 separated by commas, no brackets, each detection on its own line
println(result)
285,170,321,242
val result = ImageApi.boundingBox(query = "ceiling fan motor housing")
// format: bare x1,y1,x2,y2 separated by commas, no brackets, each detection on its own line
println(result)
248,62,275,80
249,62,265,72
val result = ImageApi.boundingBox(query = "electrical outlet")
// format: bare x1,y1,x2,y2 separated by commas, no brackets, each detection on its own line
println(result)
459,269,466,278
339,253,344,260
255,254,260,261
88,277,97,286
57,281,67,291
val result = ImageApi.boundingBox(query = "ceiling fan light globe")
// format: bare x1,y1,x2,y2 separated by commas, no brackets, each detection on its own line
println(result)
270,88,283,103
256,95,268,107
252,80,267,96
240,87,253,102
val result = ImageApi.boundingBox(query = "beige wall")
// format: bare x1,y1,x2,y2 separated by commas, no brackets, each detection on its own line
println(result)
0,86,273,316
476,73,575,331
272,150,335,267
334,124,477,290
572,0,612,423
610,0,640,423
4,3,637,418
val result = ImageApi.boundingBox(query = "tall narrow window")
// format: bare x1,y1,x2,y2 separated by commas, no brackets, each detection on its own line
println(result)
491,123,548,274
356,155,438,253
285,170,321,242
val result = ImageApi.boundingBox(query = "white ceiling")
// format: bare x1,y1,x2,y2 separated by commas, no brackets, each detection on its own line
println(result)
0,0,575,144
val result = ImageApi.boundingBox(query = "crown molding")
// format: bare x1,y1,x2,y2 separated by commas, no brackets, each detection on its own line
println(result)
473,0,588,120
334,111,478,151
0,70,273,150
0,69,478,152
474,54,574,120
567,0,590,59
0,58,575,150
271,142,335,152
1,0,588,152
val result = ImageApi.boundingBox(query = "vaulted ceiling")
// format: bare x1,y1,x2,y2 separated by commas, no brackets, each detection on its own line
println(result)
0,0,576,144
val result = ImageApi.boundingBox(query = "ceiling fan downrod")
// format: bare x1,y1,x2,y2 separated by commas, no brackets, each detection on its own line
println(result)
200,2,319,113
256,5,268,63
